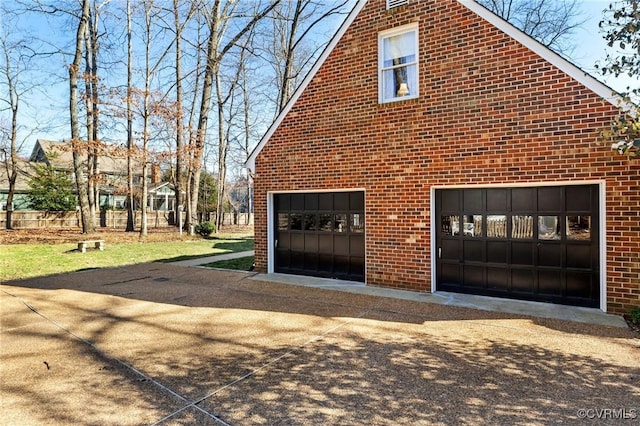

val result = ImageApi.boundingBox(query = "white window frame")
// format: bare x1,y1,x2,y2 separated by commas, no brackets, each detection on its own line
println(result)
378,23,419,104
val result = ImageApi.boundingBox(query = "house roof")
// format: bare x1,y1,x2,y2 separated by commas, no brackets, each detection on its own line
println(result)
149,182,182,194
30,139,141,175
245,0,625,172
0,160,35,192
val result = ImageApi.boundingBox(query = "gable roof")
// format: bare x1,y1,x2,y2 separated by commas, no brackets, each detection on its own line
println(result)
30,139,142,175
0,160,35,192
246,0,625,172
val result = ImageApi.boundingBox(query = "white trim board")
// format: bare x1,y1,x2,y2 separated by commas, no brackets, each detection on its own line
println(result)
245,0,367,172
457,0,623,106
266,188,367,275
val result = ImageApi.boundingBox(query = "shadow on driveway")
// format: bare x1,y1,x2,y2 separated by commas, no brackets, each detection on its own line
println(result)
2,263,639,425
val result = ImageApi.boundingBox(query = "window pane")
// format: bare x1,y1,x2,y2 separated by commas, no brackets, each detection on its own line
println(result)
381,27,417,102
463,215,482,237
487,215,507,238
450,215,461,236
441,215,455,236
278,213,288,231
382,64,416,100
290,213,302,230
334,214,347,233
567,215,590,240
351,213,365,233
538,216,560,240
319,213,333,232
383,31,415,64
303,214,317,231
512,215,533,239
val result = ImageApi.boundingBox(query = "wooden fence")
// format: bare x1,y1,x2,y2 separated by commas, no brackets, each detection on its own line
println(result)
0,210,253,229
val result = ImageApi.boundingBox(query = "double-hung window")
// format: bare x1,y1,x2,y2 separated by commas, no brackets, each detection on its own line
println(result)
379,24,419,103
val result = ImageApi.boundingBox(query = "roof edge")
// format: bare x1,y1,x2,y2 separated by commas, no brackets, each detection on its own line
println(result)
457,0,626,107
245,0,368,172
247,0,630,173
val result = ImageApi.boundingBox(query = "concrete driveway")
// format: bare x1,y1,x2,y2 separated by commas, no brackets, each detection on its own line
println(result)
1,263,639,425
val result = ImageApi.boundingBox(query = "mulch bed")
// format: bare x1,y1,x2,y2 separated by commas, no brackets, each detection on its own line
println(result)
623,315,640,334
0,226,252,245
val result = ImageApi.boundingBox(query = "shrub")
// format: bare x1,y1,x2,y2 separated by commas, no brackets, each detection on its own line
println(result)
195,221,215,237
27,164,77,211
629,307,640,325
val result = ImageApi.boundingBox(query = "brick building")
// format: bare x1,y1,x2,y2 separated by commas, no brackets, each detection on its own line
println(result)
247,0,640,314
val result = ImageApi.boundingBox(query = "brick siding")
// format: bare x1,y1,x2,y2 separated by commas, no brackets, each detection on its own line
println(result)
254,0,640,314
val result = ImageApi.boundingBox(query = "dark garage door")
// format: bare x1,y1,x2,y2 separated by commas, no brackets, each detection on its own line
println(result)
274,192,365,282
436,185,600,307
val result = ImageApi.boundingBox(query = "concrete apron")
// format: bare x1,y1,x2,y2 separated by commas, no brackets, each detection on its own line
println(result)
177,251,626,328
1,263,638,425
252,273,627,328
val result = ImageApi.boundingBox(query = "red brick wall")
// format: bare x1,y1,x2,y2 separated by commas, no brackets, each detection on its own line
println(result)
254,0,640,314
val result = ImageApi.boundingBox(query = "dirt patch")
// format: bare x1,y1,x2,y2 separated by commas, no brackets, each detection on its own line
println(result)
0,226,253,245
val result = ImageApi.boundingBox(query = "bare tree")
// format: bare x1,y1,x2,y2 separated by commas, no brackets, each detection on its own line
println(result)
125,0,136,231
267,0,350,113
69,0,96,234
130,0,175,236
188,0,280,231
83,0,108,220
5,0,354,234
0,31,28,229
172,0,187,229
213,34,251,231
476,0,586,55
0,5,50,228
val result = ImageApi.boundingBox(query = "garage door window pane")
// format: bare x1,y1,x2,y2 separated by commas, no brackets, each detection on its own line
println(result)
538,216,559,240
334,214,347,232
304,214,317,231
319,214,333,231
351,213,365,233
463,215,482,237
567,215,590,240
441,215,457,236
290,214,302,230
487,215,507,238
512,215,533,239
278,213,289,231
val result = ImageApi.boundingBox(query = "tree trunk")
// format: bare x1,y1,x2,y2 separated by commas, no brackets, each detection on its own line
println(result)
126,0,135,232
173,0,185,229
139,0,154,238
4,63,18,230
189,0,280,232
69,0,95,234
84,16,97,221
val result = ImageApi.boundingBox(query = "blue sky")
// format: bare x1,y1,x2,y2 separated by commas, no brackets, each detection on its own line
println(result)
572,0,637,92
7,0,638,151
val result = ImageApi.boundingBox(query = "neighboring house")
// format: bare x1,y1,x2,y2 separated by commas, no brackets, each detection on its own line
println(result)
26,139,177,211
148,182,179,212
0,160,34,211
247,0,640,315
1,140,180,214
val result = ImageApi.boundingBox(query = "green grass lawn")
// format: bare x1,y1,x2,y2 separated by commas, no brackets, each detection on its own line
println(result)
0,235,254,281
202,256,255,271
